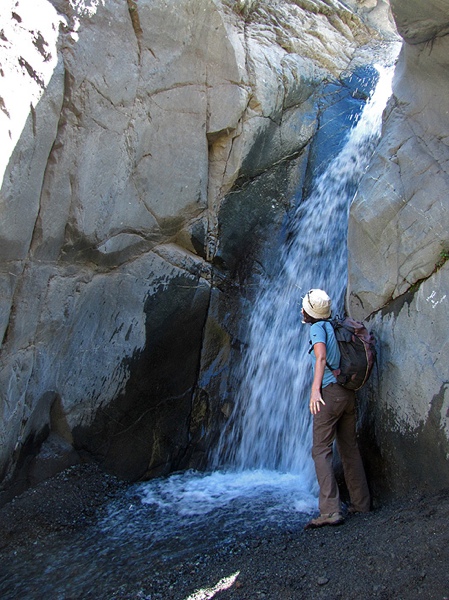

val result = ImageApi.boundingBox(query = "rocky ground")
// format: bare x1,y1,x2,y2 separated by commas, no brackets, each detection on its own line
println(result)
0,464,448,600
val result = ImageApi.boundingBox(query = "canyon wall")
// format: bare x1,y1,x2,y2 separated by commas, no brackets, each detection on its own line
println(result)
348,0,449,496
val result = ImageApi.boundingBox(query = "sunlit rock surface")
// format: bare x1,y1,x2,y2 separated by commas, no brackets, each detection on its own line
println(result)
348,0,449,495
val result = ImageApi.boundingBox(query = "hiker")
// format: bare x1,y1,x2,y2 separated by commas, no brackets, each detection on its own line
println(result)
302,288,370,529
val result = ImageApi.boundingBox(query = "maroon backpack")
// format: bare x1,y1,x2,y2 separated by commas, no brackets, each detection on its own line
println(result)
327,317,376,391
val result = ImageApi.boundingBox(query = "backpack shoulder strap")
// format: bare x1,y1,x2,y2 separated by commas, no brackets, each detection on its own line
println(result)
321,319,341,372
307,319,331,354
308,321,338,373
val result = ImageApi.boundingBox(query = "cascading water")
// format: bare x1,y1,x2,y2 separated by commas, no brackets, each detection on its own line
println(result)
213,62,397,482
0,58,399,600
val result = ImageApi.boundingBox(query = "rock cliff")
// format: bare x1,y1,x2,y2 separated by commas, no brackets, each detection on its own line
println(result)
348,0,449,495
0,0,419,501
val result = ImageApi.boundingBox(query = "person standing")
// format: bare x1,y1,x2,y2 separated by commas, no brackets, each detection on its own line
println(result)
302,288,370,529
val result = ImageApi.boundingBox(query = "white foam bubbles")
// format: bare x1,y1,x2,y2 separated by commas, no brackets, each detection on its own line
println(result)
138,469,317,517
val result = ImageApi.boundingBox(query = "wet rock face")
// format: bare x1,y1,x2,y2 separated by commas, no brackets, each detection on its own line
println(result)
348,0,449,495
0,0,391,493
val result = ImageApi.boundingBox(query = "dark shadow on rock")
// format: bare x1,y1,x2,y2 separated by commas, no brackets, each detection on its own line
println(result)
72,273,210,482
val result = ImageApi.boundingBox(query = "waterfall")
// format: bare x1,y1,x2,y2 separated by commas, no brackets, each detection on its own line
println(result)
212,62,397,480
0,62,401,600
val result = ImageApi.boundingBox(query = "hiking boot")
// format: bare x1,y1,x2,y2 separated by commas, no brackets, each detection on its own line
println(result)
304,512,344,530
347,505,370,515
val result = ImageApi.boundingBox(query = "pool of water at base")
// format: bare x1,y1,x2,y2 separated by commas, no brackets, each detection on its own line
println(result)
0,469,317,599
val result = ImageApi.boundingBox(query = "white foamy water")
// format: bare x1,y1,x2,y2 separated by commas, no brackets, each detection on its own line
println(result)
101,469,317,548
138,469,317,516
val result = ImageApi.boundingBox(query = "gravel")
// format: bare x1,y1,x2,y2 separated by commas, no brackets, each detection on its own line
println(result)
0,464,448,600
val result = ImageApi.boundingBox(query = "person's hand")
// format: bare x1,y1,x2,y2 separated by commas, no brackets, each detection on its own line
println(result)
310,390,325,415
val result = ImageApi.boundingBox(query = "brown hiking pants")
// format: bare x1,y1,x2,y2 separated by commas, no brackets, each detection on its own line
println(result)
312,382,370,514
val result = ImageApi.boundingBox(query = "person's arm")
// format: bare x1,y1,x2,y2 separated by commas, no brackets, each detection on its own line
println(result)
310,341,326,415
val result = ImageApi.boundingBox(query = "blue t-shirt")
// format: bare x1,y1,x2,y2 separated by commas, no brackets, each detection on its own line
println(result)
309,321,341,388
